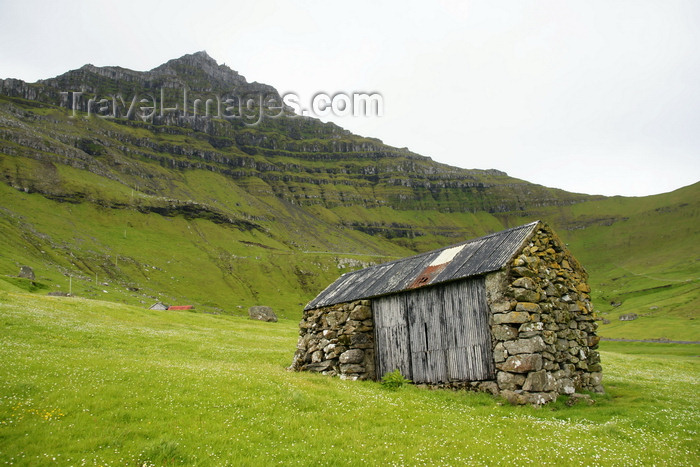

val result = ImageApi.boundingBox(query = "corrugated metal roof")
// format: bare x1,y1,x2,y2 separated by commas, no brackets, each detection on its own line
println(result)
305,221,540,310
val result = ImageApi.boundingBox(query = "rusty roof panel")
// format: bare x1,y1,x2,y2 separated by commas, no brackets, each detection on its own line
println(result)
391,251,437,292
305,221,539,310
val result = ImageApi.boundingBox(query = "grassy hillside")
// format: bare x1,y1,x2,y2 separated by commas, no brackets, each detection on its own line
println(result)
0,53,697,341
0,291,697,465
501,183,700,341
0,180,409,318
1,171,696,338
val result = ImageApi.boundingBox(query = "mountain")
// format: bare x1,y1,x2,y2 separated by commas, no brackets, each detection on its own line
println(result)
0,52,697,340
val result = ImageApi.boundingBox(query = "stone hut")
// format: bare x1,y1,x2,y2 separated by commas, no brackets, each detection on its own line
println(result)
290,221,603,405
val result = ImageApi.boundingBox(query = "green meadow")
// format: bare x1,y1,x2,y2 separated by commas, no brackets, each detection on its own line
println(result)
1,291,697,466
1,55,698,466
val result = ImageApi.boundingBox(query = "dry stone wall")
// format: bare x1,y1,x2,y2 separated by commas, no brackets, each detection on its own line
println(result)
485,225,603,405
289,300,376,381
291,223,603,406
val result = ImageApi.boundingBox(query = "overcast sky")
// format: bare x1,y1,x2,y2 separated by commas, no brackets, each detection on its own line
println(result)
1,0,698,196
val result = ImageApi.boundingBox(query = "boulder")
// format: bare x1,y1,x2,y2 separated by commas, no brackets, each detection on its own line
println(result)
18,265,35,281
248,305,278,322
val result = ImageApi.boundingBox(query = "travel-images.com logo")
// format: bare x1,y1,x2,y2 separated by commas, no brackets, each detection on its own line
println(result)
60,88,383,125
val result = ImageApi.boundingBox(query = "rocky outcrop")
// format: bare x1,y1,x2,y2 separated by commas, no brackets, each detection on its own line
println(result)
0,52,598,220
289,300,375,381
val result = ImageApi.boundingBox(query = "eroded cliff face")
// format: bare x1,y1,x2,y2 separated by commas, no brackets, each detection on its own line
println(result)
0,52,598,242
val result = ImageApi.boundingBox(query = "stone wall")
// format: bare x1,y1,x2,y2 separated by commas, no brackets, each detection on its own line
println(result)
289,300,376,381
485,224,603,405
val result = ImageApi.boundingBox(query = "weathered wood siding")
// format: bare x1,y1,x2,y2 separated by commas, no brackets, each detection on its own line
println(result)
374,277,495,383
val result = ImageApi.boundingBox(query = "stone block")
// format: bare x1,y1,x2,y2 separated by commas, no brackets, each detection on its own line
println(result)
543,360,559,371
545,284,561,297
339,349,364,364
305,360,333,372
349,305,371,321
497,371,526,390
339,363,365,374
515,302,541,313
513,288,541,302
503,336,546,355
493,312,530,324
491,324,518,341
493,343,507,363
500,354,542,373
500,390,528,405
542,330,557,344
478,381,500,396
519,322,544,333
350,332,373,349
524,370,557,392
558,378,576,396
511,267,536,277
524,392,557,406
512,277,537,290
553,309,571,323
490,300,514,313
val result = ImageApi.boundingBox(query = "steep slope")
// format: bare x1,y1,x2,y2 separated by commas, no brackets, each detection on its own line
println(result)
0,53,697,339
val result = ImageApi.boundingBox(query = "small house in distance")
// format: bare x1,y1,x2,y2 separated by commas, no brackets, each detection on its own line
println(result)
290,221,603,405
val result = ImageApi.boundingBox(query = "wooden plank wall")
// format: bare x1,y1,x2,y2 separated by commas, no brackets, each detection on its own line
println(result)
374,277,494,383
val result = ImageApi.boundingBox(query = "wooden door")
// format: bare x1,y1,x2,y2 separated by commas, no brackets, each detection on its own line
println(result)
373,277,494,383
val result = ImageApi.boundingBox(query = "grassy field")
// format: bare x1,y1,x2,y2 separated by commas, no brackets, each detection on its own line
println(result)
1,291,698,466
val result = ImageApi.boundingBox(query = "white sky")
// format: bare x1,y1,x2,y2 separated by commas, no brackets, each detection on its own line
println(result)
1,0,698,197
